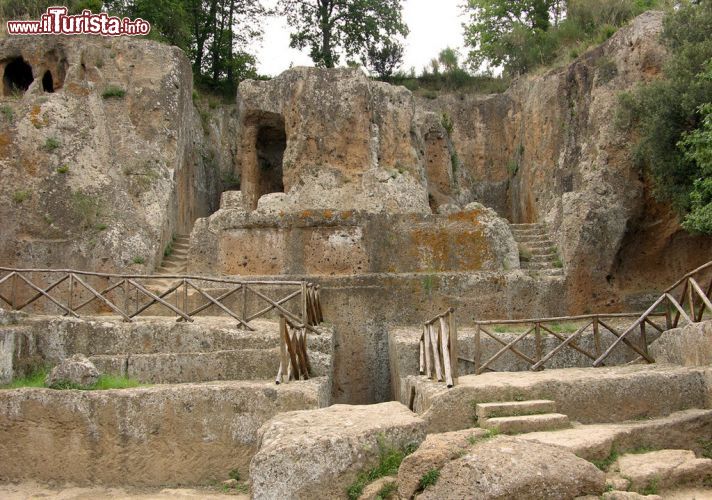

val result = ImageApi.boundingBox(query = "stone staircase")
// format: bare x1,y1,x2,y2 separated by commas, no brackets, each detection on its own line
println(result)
510,223,564,277
476,399,572,434
156,233,190,275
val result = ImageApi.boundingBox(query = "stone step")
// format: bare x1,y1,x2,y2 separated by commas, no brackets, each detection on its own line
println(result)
528,269,565,277
529,249,557,257
611,449,712,491
511,228,549,236
515,235,555,244
509,223,545,229
90,348,331,384
476,400,557,420
480,413,571,434
162,254,187,262
521,241,557,250
528,254,558,263
522,261,562,270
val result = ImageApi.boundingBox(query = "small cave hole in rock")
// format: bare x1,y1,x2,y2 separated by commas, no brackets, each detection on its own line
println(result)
3,57,34,96
256,119,286,198
42,70,54,92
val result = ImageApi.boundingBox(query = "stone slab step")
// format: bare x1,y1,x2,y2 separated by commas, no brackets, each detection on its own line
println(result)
515,235,555,244
612,449,712,491
528,254,558,263
476,400,557,419
510,223,545,229
511,229,549,236
522,262,562,270
479,413,571,434
529,269,565,277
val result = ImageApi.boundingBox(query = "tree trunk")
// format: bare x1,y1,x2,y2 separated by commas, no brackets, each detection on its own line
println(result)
319,0,334,68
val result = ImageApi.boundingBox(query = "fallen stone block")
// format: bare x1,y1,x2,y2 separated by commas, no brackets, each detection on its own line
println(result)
250,402,426,500
416,436,606,499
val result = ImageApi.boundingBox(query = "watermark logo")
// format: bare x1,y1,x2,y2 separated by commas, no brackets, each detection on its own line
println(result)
7,6,151,36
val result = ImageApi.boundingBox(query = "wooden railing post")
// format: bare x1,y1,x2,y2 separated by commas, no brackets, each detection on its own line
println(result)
448,310,458,385
687,278,696,321
534,322,542,369
67,273,74,313
301,282,308,328
640,320,648,356
474,323,481,375
11,272,17,310
593,317,601,359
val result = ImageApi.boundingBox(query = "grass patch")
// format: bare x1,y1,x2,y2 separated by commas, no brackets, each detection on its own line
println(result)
2,370,141,391
518,243,532,262
132,256,145,265
0,104,14,122
699,439,712,459
102,86,126,99
56,164,69,174
1,367,47,388
44,137,60,151
163,238,174,258
375,480,398,499
71,190,103,230
12,190,30,204
95,223,108,231
546,322,579,334
418,468,440,491
346,439,418,500
591,450,619,471
553,256,564,268
467,428,500,445
639,476,660,496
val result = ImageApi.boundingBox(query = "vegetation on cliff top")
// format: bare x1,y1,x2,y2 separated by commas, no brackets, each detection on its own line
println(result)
462,0,671,77
618,1,712,234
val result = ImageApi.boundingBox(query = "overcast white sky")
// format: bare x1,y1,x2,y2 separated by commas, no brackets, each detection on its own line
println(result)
255,0,467,77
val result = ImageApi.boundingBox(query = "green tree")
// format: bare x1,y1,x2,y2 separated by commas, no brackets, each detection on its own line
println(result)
463,0,565,74
620,1,712,234
278,0,409,69
363,40,404,79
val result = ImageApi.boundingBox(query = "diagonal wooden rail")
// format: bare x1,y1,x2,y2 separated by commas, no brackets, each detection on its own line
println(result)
419,308,458,388
443,261,711,375
0,267,324,332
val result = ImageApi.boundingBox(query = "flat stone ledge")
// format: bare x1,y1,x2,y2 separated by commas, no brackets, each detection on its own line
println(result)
0,378,329,486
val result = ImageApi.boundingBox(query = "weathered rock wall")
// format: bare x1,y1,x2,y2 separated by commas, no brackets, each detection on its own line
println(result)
236,67,430,213
419,11,712,311
190,207,519,276
0,36,221,272
0,380,328,485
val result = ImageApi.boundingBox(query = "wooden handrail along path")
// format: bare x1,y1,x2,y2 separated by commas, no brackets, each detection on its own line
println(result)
419,308,458,387
427,261,712,379
0,267,323,333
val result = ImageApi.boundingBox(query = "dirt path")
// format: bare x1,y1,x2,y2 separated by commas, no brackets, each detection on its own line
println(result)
0,482,248,499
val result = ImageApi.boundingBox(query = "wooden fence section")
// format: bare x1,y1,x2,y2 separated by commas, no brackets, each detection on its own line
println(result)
468,312,666,374
419,308,458,387
593,260,712,366
0,267,323,332
275,316,311,384
461,260,711,375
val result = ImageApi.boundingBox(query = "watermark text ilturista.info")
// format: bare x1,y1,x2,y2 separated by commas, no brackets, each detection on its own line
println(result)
7,6,150,36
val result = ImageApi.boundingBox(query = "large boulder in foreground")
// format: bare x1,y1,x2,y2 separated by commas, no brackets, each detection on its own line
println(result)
398,428,488,499
417,436,605,499
249,402,426,500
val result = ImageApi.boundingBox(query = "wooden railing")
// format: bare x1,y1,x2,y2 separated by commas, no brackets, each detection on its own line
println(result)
458,260,712,374
419,308,458,387
275,316,311,384
0,267,323,332
593,260,712,366
467,312,666,374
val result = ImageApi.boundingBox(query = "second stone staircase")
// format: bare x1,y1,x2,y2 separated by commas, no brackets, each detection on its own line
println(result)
510,223,564,277
476,399,572,434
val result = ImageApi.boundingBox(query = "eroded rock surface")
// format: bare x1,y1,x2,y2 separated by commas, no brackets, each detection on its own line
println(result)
0,36,226,272
249,402,426,500
416,436,605,499
45,353,99,388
